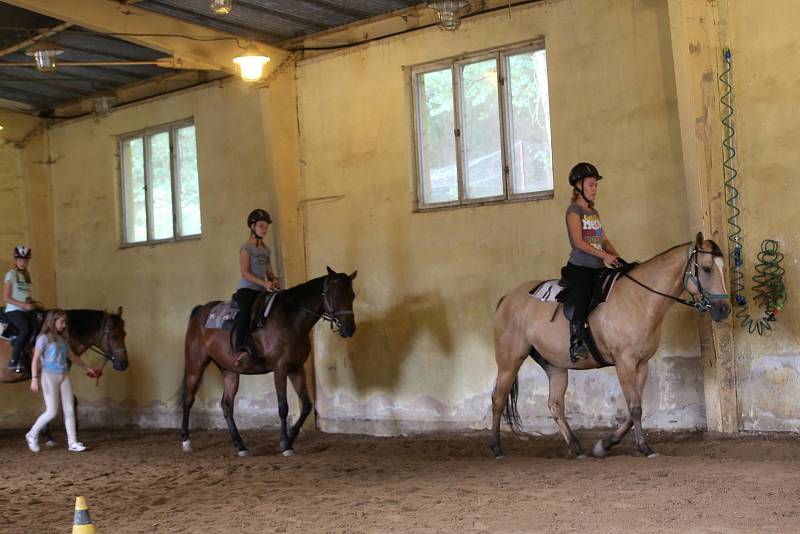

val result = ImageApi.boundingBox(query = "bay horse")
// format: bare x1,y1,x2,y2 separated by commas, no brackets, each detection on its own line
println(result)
180,267,357,457
490,233,730,459
1,308,129,443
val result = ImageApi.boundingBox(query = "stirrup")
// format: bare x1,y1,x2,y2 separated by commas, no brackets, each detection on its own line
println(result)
569,340,589,363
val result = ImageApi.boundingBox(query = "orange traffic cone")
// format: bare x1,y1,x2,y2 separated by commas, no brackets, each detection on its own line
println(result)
72,496,96,534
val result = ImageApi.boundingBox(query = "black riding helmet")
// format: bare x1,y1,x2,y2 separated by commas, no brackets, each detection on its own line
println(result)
247,208,272,227
568,162,603,186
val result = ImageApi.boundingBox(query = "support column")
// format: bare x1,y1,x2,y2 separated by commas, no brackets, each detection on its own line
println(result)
668,0,737,432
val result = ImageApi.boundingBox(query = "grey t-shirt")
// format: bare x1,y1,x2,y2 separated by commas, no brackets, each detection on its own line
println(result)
238,242,271,291
566,203,605,268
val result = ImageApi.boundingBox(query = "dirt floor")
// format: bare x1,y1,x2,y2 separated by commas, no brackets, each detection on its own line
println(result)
0,427,798,533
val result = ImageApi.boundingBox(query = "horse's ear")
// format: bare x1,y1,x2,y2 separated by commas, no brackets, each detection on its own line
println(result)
117,306,123,317
326,266,335,276
349,270,358,281
695,231,704,247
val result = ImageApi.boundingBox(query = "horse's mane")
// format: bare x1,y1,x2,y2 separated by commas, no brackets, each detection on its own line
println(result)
65,309,105,341
251,275,328,326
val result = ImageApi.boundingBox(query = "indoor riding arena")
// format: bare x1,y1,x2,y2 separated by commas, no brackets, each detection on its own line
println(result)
0,1,798,533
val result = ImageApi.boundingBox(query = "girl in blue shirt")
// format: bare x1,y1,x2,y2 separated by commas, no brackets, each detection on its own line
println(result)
25,310,97,453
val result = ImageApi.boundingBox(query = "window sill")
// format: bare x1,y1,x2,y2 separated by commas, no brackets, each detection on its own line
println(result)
414,190,554,213
119,234,202,249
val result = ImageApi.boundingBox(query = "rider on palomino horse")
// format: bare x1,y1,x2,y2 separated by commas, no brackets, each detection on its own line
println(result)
562,163,622,362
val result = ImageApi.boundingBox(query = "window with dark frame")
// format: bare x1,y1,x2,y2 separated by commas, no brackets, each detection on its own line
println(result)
412,41,553,209
119,120,202,245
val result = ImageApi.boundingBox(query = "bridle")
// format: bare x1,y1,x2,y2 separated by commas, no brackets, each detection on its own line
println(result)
87,312,127,363
622,245,730,312
275,275,354,332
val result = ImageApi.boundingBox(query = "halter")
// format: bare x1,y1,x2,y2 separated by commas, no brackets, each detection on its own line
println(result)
623,245,730,312
87,312,126,363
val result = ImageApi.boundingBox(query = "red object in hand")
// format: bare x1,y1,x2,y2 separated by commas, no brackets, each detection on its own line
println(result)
87,368,103,386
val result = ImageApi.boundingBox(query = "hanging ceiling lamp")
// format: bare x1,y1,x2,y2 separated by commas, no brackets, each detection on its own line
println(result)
427,1,470,31
92,93,117,118
24,41,64,72
232,45,270,82
210,0,233,15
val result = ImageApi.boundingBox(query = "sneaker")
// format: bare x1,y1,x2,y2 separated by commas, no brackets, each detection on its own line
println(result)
68,442,87,452
25,432,40,453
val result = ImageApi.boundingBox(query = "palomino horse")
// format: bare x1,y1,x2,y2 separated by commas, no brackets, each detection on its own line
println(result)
180,267,357,457
1,308,129,443
490,233,730,459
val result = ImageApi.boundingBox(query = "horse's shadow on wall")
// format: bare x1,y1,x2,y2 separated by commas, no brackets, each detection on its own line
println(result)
326,293,453,395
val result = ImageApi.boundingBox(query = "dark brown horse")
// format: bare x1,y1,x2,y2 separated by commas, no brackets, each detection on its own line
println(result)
1,308,129,443
180,267,357,457
491,233,730,459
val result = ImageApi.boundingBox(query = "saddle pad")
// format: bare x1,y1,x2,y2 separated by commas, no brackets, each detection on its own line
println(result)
529,280,564,303
204,301,239,330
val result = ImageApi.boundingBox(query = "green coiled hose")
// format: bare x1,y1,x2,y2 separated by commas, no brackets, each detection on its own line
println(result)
720,48,786,335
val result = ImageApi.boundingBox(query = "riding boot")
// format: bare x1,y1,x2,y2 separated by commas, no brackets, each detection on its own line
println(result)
569,322,589,363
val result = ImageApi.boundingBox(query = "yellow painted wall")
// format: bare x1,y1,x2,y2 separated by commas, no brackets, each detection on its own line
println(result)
11,80,284,430
724,0,800,431
293,0,705,434
0,111,57,423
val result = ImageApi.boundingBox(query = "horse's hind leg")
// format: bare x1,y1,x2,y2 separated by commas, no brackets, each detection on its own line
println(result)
489,352,526,459
286,369,312,451
220,370,249,456
542,364,585,458
179,351,211,452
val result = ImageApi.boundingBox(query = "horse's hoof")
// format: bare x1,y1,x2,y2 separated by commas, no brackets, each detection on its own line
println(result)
238,449,251,457
576,454,588,460
593,440,608,458
181,440,193,453
282,449,295,457
45,440,57,448
647,452,659,459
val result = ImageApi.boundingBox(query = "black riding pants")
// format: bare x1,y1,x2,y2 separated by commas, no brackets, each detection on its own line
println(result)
561,262,603,324
233,288,260,351
6,310,35,363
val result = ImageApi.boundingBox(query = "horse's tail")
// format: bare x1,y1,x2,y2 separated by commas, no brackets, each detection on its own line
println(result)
502,376,523,434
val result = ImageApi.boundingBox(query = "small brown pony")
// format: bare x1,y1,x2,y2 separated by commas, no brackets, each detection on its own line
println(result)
180,267,357,457
1,308,129,443
491,233,730,459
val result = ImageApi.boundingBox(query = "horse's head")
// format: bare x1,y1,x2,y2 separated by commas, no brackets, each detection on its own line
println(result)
100,306,129,371
686,233,731,322
324,266,358,338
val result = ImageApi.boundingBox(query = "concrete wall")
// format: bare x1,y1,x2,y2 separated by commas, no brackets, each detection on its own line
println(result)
294,0,706,435
723,0,800,431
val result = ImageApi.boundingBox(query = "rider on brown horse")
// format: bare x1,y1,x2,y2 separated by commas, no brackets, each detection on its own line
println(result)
233,209,281,367
3,245,41,373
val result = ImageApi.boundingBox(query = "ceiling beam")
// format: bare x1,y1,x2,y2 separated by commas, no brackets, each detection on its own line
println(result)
0,22,73,59
2,0,288,74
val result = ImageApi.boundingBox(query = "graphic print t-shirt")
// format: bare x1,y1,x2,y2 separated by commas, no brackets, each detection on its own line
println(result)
566,203,605,268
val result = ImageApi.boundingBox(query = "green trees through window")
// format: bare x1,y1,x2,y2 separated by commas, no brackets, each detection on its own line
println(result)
414,44,553,207
121,122,201,244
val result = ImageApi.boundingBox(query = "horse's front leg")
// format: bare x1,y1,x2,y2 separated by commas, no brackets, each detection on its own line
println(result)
40,424,57,447
614,358,656,457
286,369,312,448
274,368,293,456
220,370,249,456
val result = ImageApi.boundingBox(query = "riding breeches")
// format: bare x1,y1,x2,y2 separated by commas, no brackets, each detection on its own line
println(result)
233,288,260,350
561,262,603,324
6,310,35,363
29,372,77,445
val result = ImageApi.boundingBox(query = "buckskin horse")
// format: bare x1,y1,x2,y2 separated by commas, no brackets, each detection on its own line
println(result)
490,233,730,459
180,267,357,457
1,308,129,443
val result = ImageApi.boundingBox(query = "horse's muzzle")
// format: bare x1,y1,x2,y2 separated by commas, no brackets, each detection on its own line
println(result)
710,301,731,322
338,323,356,338
113,355,129,371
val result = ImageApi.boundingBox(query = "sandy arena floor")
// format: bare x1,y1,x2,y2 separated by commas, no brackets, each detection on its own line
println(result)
0,427,798,533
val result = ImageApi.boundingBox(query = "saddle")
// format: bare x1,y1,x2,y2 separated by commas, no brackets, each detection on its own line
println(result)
204,292,279,331
528,262,638,368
